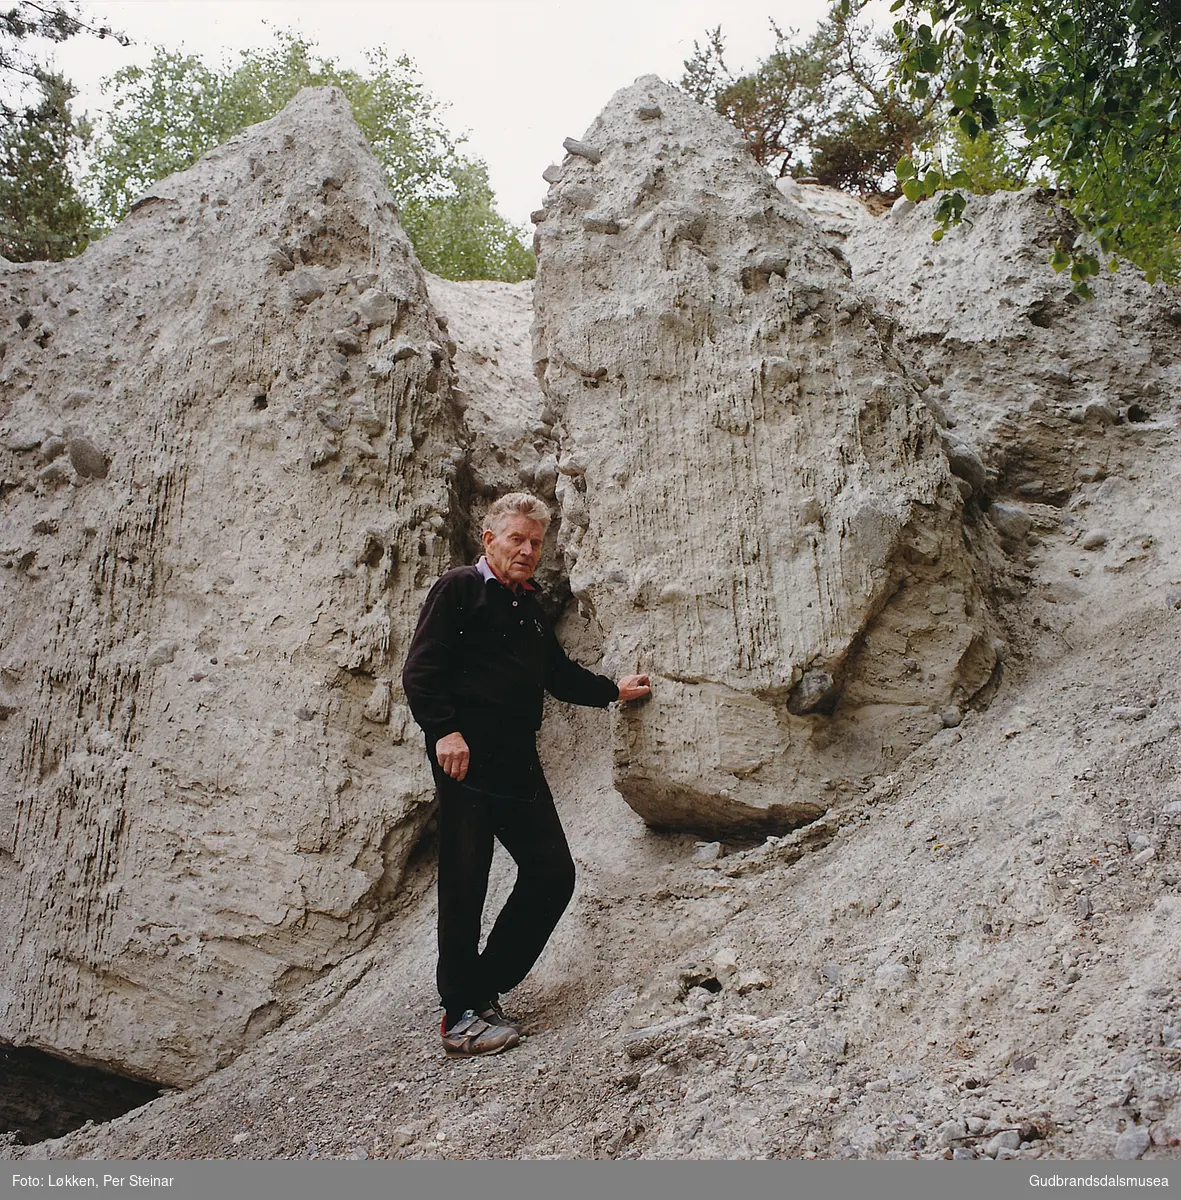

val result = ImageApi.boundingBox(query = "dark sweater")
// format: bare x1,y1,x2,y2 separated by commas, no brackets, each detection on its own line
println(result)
401,565,618,748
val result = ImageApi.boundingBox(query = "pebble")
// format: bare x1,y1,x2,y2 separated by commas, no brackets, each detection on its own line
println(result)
849,1126,883,1155
332,329,362,354
789,669,835,715
317,408,347,432
388,340,419,363
541,164,563,184
562,137,602,164
941,438,989,494
67,437,108,479
990,503,1033,542
890,196,915,218
289,272,325,303
558,452,588,476
1162,801,1181,822
356,288,396,328
952,1147,977,1160
940,706,963,729
1112,705,1148,721
1081,529,1109,550
986,1129,1021,1157
145,641,179,669
965,1117,986,1135
266,248,294,272
35,459,70,488
534,458,558,499
735,968,772,994
391,1127,414,1147
684,986,715,1011
582,213,620,235
637,105,662,120
1076,894,1093,919
712,947,738,983
562,184,596,210
1115,1125,1151,1160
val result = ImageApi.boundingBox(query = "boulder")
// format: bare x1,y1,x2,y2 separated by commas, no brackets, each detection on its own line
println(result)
532,77,1001,836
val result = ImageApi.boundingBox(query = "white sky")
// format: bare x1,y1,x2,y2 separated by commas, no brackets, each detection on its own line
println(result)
45,0,840,226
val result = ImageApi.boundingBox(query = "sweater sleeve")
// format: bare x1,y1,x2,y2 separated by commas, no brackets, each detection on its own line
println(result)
542,622,619,708
401,573,466,745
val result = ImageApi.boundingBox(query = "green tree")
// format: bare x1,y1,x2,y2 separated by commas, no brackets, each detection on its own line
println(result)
0,3,126,261
1,1,127,116
407,159,536,283
0,70,92,259
944,122,1036,194
681,2,934,195
0,4,126,260
89,32,533,282
681,24,828,177
889,0,1181,289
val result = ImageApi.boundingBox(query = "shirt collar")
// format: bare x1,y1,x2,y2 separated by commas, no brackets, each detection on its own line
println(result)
476,556,536,593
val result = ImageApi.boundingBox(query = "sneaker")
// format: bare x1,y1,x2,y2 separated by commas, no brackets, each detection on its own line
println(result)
477,998,522,1034
440,1010,519,1058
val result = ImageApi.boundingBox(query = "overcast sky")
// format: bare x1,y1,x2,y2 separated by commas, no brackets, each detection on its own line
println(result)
46,0,842,226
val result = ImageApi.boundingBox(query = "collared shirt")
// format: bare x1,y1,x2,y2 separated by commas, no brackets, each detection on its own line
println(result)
475,555,535,594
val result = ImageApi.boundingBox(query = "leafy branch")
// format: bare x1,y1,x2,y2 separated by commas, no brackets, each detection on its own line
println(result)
890,0,1181,292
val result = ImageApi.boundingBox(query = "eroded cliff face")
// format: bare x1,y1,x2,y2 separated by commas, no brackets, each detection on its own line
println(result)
0,89,463,1084
843,189,1181,508
531,77,1002,835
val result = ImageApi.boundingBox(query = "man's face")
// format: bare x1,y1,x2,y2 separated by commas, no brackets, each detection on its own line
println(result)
483,514,545,584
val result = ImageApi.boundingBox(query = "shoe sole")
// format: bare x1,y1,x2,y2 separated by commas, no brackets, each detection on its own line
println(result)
442,1035,519,1058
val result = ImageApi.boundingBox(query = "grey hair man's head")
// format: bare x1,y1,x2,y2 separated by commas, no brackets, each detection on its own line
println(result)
483,492,552,537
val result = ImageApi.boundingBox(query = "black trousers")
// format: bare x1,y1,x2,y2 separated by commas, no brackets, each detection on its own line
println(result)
431,734,576,1016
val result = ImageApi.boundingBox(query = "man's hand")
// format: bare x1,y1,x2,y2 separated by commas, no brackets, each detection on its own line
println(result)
435,731,470,780
616,674,651,704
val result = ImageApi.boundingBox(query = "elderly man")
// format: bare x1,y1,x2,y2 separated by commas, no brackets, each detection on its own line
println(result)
402,492,650,1057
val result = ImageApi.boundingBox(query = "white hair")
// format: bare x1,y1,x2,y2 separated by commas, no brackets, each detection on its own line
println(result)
482,492,552,535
